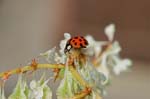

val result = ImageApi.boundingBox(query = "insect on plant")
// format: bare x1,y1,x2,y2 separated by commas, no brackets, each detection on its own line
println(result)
0,24,132,99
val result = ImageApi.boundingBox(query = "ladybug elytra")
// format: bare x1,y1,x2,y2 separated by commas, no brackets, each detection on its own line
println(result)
64,36,88,53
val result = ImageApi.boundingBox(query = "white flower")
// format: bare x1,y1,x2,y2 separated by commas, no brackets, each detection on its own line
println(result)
55,33,71,64
29,75,52,99
96,41,131,78
54,33,71,64
95,42,119,79
41,33,71,64
105,41,132,75
104,24,115,41
59,33,71,55
29,80,43,99
30,80,37,90
101,41,121,66
113,57,132,75
84,24,115,57
40,47,57,63
85,35,107,57
40,47,66,64
96,41,120,79
84,34,118,84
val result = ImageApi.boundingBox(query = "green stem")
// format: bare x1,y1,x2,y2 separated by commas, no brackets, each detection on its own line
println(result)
69,66,90,88
71,92,88,99
0,64,65,78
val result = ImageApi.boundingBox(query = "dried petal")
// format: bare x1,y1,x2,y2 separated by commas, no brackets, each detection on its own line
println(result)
104,24,115,41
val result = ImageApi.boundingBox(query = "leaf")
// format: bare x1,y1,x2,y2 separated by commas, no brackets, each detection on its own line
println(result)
57,68,82,99
0,83,6,99
43,85,52,99
8,74,28,99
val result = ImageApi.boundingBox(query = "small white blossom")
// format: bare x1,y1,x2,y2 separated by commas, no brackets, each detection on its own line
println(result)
96,41,131,77
30,80,37,90
40,47,56,63
40,47,66,64
59,33,71,55
40,33,71,64
85,35,107,57
104,24,115,41
113,57,132,75
29,76,52,99
95,41,121,81
64,33,71,39
29,80,43,99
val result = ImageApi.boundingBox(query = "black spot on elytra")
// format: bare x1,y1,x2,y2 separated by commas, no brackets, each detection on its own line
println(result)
82,39,85,41
84,41,88,45
79,39,82,41
83,38,88,44
72,39,75,42
74,42,77,45
80,43,83,47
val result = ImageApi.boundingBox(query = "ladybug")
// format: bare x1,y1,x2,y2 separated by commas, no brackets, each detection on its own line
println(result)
64,36,88,53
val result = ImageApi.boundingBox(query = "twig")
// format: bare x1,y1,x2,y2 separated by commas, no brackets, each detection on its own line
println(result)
69,66,90,87
0,64,65,79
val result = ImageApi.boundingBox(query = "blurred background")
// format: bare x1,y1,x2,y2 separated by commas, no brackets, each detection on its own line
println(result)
0,0,150,99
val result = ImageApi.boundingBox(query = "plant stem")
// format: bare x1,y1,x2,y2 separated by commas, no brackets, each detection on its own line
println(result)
0,64,65,78
69,66,90,88
71,92,88,99
71,90,102,99
0,64,90,88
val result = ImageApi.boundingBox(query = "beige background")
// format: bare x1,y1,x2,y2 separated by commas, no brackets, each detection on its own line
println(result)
0,0,150,99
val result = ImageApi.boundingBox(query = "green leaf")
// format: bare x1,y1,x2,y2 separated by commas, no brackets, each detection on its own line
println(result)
8,74,29,99
0,84,6,99
43,85,52,99
57,68,82,99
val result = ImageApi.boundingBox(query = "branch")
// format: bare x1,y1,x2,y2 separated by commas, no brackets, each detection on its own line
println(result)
0,61,96,99
71,89,102,99
71,92,89,99
0,64,65,79
69,66,93,99
69,66,90,87
0,63,90,87
93,43,112,66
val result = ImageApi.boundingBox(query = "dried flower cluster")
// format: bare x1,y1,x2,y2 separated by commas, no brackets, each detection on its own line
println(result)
0,24,132,99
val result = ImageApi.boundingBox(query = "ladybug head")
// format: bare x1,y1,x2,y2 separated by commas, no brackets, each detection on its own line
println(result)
64,41,72,53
